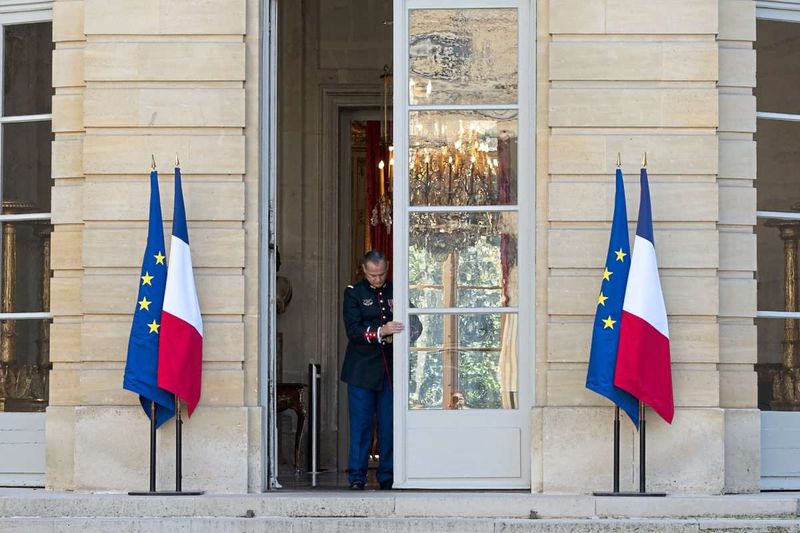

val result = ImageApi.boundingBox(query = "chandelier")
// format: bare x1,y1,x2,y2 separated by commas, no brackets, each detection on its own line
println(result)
371,65,394,235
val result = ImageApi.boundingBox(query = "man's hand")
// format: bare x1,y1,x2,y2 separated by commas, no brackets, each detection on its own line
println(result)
381,321,405,336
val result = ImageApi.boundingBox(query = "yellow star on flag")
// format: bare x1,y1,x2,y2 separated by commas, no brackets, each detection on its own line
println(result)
602,268,612,281
602,316,616,329
138,296,151,311
147,320,160,334
154,251,166,265
615,248,627,262
141,272,154,286
597,292,608,306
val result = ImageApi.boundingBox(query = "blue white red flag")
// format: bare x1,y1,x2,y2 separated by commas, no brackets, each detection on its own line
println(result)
614,168,674,424
157,167,204,415
585,168,640,426
123,170,175,428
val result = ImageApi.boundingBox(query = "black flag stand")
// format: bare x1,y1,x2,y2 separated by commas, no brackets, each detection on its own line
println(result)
594,402,666,497
129,399,204,496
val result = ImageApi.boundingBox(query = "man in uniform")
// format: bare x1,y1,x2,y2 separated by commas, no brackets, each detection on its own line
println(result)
341,250,420,490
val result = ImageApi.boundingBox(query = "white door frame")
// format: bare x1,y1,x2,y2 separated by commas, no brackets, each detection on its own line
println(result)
392,0,535,489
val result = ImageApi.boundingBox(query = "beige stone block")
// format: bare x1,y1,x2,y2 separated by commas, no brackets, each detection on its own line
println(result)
720,231,756,271
547,321,719,364
549,135,718,175
550,42,717,82
719,367,757,408
724,409,761,493
548,181,718,222
48,368,80,405
84,0,246,35
719,48,756,87
50,277,81,316
73,406,248,492
548,228,718,269
719,185,756,225
541,407,636,493
49,321,81,363
719,139,756,179
719,0,756,41
546,367,719,408
636,408,724,493
720,324,757,364
719,94,756,133
605,0,717,34
52,48,84,88
83,135,245,175
53,1,85,42
81,320,244,362
51,227,82,270
52,139,83,179
45,406,75,490
83,227,245,268
52,95,83,133
548,274,718,316
550,89,718,128
719,277,757,318
81,273,244,315
549,0,604,33
84,42,245,82
83,180,244,222
84,88,245,128
81,367,243,407
51,183,83,225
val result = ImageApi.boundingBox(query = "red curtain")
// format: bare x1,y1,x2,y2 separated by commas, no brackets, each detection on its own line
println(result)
365,121,393,273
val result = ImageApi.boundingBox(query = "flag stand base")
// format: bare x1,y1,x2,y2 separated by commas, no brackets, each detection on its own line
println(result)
593,491,666,497
128,490,205,496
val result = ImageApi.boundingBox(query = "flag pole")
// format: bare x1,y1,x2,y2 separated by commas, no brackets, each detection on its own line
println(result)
149,400,157,492
613,406,620,492
639,401,646,493
176,397,182,492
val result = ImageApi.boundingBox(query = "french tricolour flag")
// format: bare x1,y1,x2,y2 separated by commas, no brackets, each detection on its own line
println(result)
614,168,674,424
158,167,203,415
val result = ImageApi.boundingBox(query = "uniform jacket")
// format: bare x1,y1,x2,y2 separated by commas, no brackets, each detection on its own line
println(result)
340,279,421,391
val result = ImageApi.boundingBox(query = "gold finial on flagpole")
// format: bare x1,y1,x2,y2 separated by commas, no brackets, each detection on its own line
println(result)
175,153,180,167
616,152,621,168
151,154,157,170
642,152,648,168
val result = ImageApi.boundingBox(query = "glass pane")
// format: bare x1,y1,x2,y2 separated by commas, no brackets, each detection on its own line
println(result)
3,22,53,116
409,9,517,105
409,211,517,308
0,221,51,313
756,20,800,116
756,118,800,212
408,313,518,410
2,121,52,211
0,319,50,412
409,110,517,206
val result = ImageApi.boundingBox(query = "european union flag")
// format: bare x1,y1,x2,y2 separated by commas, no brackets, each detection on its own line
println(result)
585,168,640,427
123,170,175,428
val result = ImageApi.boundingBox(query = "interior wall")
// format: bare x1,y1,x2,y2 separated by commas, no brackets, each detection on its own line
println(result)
277,0,392,469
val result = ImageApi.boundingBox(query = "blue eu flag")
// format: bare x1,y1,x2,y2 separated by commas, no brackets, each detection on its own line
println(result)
122,170,175,428
585,168,640,427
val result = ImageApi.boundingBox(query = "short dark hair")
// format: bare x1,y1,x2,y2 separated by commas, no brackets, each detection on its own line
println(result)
363,250,387,266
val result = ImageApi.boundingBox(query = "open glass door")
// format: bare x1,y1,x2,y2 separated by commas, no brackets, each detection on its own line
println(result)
393,0,532,489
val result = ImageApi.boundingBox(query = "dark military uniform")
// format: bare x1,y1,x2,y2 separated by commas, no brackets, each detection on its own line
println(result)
340,278,395,391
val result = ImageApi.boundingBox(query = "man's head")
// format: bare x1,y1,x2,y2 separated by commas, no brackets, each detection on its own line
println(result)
362,250,388,287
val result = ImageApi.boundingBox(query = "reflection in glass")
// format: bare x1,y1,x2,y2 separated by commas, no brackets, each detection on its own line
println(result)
756,20,800,116
755,119,800,213
409,111,517,207
408,313,517,410
409,211,517,308
0,319,49,412
3,22,52,116
409,9,518,105
2,121,52,211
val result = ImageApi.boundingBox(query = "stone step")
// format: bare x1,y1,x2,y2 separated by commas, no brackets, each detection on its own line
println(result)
0,491,797,520
2,516,800,533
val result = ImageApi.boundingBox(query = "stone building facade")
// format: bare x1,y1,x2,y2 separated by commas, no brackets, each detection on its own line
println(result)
30,0,765,493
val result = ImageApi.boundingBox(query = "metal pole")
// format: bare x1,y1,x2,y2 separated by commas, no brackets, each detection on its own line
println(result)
639,401,646,493
149,400,157,493
176,398,182,492
613,406,620,493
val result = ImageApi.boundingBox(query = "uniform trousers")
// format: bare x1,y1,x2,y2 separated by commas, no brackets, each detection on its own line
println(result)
347,372,392,485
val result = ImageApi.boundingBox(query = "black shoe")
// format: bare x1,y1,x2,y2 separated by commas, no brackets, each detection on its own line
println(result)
379,480,393,490
349,480,365,490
